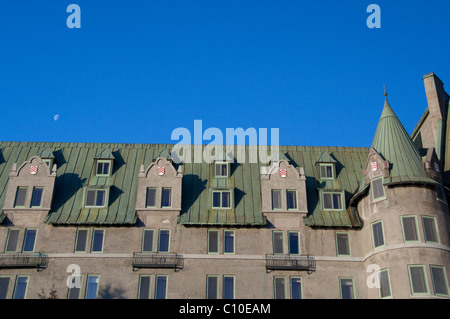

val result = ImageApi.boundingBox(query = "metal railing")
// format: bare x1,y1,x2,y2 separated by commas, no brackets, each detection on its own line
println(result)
132,252,184,271
266,254,316,273
0,252,48,270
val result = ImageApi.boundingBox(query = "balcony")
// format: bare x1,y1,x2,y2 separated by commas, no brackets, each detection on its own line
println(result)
132,252,184,271
266,254,316,274
0,252,48,271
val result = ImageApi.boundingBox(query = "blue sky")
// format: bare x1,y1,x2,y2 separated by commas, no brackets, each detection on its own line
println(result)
1,1,449,147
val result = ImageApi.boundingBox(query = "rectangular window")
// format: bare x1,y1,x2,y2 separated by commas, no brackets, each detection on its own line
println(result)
161,188,172,208
75,229,89,253
371,177,385,201
288,232,300,255
372,220,385,248
274,277,286,299
22,229,37,252
379,269,391,298
290,277,302,299
158,229,170,253
155,275,168,299
336,232,350,256
142,229,154,253
91,229,104,253
12,276,29,299
408,265,429,295
401,216,419,242
14,187,27,207
96,161,110,176
422,216,439,243
273,231,284,254
223,276,234,299
271,190,282,210
323,192,343,210
138,275,151,299
319,164,334,179
430,265,449,297
286,190,297,210
146,188,157,208
85,189,107,207
208,230,219,254
67,275,82,299
339,278,355,299
206,275,219,299
30,187,44,208
224,230,235,254
212,190,232,209
85,275,100,299
0,277,11,299
5,229,20,253
215,163,228,178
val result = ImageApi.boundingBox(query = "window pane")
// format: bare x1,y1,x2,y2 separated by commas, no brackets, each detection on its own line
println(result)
155,276,167,299
288,232,299,254
224,231,234,254
208,231,219,253
379,270,391,298
0,277,11,299
5,229,20,253
223,276,234,299
272,190,282,209
332,193,342,209
158,230,170,253
222,192,231,208
30,187,43,207
97,162,104,175
161,188,172,207
86,190,96,206
323,193,332,209
22,229,37,252
290,278,302,299
207,276,218,299
372,222,384,248
423,217,439,243
430,266,449,296
212,192,221,208
146,188,156,207
67,275,82,299
274,277,286,299
102,162,110,175
138,276,151,299
14,187,27,207
95,190,106,207
287,190,297,210
142,229,154,252
402,217,418,241
13,276,28,299
410,266,428,294
336,233,350,256
340,278,354,299
85,275,99,299
221,164,227,176
92,229,104,252
273,232,284,254
75,229,88,252
372,178,385,200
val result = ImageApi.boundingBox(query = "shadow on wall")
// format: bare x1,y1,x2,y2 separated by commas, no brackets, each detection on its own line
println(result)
98,284,127,299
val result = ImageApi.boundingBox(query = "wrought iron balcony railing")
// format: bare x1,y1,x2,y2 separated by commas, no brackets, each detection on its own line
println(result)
266,254,316,273
0,252,48,270
132,252,184,271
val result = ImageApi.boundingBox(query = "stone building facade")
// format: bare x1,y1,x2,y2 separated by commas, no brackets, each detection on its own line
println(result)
0,73,449,299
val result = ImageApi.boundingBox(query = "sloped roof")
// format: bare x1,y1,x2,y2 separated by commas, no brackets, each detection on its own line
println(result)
371,97,438,186
0,142,369,227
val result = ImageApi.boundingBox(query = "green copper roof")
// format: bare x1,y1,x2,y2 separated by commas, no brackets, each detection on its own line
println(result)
371,97,438,186
0,142,370,227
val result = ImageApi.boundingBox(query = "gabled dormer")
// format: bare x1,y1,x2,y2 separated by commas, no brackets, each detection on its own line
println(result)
94,148,115,177
37,147,55,170
315,151,337,180
363,147,390,202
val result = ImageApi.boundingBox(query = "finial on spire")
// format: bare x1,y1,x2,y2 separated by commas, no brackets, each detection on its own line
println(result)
383,84,388,98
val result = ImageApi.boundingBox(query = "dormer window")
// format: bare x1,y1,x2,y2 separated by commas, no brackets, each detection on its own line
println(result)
322,192,343,210
85,189,107,208
30,187,44,208
14,187,28,208
96,160,111,177
319,164,335,180
42,159,52,167
214,162,229,178
371,177,386,201
212,190,232,209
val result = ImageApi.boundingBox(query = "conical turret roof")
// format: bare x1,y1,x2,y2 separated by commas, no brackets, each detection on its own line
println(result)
371,95,436,185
